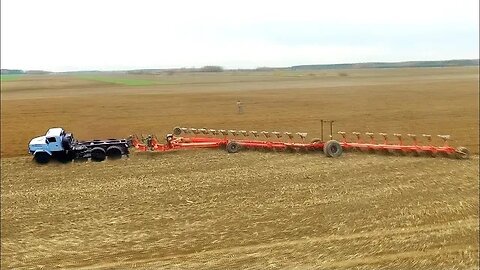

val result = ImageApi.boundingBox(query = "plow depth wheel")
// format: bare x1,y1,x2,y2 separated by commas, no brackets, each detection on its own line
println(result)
226,141,241,153
173,127,182,136
323,140,343,158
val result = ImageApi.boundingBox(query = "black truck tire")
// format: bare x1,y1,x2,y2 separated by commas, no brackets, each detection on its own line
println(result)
34,152,51,164
106,146,123,160
323,140,343,158
91,147,106,162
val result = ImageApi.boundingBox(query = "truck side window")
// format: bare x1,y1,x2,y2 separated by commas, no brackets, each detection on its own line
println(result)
47,137,56,143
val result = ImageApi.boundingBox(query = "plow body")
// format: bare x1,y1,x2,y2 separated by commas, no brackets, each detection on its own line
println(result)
128,125,470,159
131,136,462,157
340,142,458,156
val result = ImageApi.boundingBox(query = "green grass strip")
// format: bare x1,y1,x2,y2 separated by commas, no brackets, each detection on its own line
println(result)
0,74,22,81
79,76,157,86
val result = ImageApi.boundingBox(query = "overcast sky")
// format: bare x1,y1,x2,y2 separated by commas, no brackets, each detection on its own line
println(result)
1,0,478,71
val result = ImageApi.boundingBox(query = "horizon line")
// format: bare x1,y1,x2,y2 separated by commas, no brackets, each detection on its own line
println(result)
1,58,479,73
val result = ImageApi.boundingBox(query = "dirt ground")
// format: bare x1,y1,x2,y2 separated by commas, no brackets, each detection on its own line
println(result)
1,67,479,157
1,67,479,269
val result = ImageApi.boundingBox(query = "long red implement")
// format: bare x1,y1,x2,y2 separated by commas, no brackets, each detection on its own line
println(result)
129,123,470,159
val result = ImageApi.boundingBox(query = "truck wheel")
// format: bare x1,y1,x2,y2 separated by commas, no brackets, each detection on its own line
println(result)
323,140,343,158
34,152,51,164
226,141,241,153
106,146,123,160
91,147,106,162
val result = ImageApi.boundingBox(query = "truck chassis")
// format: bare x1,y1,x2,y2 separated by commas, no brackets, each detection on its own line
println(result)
29,128,130,164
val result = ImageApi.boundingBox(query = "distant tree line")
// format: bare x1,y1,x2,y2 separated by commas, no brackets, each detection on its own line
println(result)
198,66,224,72
127,66,224,75
291,59,479,70
1,69,52,74
1,69,25,74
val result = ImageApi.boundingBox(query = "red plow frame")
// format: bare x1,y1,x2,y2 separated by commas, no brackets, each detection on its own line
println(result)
129,123,470,159
129,134,342,157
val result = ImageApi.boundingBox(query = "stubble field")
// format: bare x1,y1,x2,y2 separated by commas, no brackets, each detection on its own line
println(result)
1,67,479,269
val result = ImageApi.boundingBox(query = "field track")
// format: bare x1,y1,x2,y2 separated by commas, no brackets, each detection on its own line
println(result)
1,152,478,269
1,67,479,269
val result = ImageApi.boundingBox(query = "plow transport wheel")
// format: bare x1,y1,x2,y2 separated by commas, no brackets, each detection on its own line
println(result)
173,127,182,136
323,140,343,158
226,141,241,153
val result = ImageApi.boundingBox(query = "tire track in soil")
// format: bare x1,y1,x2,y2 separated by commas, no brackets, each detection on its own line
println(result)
319,244,476,268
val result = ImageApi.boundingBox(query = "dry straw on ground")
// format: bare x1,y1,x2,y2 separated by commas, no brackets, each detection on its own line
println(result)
1,67,478,269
